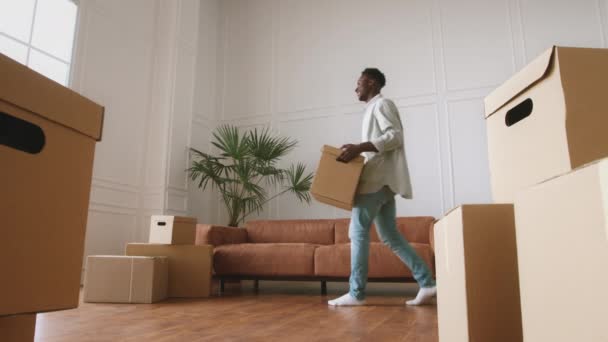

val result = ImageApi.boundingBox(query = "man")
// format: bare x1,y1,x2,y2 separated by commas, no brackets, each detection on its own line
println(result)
328,68,437,306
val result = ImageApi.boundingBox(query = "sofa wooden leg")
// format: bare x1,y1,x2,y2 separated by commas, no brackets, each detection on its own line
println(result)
321,281,327,295
253,279,259,292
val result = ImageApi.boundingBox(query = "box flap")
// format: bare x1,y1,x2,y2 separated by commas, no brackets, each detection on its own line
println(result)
532,157,608,188
0,53,104,141
484,46,555,118
151,215,197,224
440,204,514,220
441,205,463,218
441,204,483,218
321,145,342,157
321,145,365,163
174,216,197,224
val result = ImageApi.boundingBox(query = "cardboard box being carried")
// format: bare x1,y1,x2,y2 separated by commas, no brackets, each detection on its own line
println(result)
434,205,522,342
484,46,608,203
0,53,104,315
310,145,364,210
126,243,213,298
148,215,197,245
514,158,608,342
83,256,168,304
0,314,36,342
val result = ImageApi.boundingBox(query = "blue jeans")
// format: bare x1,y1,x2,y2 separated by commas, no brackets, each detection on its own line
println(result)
349,186,436,300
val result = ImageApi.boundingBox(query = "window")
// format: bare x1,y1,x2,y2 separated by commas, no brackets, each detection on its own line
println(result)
0,0,78,86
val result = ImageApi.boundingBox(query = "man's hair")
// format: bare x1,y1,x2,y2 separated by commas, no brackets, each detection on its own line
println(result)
361,68,386,88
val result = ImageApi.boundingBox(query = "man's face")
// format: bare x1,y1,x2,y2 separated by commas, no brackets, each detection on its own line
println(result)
355,75,373,102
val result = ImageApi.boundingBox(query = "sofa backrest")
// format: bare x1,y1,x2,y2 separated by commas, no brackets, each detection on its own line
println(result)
245,217,435,245
245,220,335,245
334,216,434,244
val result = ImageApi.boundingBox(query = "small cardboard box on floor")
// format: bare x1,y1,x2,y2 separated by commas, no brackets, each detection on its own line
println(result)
514,158,608,342
0,314,36,342
434,204,522,342
311,145,364,210
484,46,608,203
0,53,104,315
126,243,213,298
83,256,169,304
148,215,197,244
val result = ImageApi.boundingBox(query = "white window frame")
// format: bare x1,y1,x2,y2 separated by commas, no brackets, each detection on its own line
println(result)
0,0,80,86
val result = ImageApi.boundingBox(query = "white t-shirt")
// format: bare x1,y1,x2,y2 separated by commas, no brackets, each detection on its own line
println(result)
358,94,413,199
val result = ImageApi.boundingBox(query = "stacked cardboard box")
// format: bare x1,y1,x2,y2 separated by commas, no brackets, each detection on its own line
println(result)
148,215,198,244
83,256,169,304
83,216,213,301
127,216,213,298
126,242,214,298
434,46,608,341
434,205,521,342
0,53,104,341
514,159,607,342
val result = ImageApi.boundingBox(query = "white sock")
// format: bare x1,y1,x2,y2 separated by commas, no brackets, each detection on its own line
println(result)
406,286,437,306
327,293,366,306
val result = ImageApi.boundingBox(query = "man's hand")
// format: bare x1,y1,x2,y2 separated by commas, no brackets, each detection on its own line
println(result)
336,142,379,163
337,144,362,163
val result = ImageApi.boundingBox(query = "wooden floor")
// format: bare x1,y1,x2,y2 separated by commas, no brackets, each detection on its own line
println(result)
35,282,438,342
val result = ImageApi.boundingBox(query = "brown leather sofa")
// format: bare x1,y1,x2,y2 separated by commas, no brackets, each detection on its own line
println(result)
195,217,435,293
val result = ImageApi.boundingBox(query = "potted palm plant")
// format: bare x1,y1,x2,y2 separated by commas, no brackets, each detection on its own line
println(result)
189,125,313,227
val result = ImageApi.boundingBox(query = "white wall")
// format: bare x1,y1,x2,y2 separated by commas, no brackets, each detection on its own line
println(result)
72,0,157,258
165,0,200,217
192,0,607,224
75,0,608,236
72,0,200,263
188,0,220,224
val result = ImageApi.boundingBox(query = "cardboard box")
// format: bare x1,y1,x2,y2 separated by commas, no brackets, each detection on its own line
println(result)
83,256,168,304
0,53,104,315
434,205,522,342
514,158,608,342
484,46,608,202
148,215,197,245
125,243,213,298
0,314,36,342
310,145,364,210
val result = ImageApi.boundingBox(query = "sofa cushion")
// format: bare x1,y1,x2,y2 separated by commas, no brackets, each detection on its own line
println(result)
314,242,434,278
334,217,434,244
195,224,248,246
245,220,334,245
214,243,317,276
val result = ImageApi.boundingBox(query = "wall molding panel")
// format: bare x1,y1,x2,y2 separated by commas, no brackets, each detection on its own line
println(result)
186,0,604,224
74,0,200,265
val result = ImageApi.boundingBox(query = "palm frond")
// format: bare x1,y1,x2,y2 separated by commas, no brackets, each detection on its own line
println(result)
254,165,284,186
188,148,229,190
189,147,222,161
246,127,297,163
189,125,312,226
212,125,249,159
284,163,314,203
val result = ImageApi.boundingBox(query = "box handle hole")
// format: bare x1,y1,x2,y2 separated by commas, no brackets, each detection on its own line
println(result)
0,112,45,154
157,222,166,226
505,98,533,127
